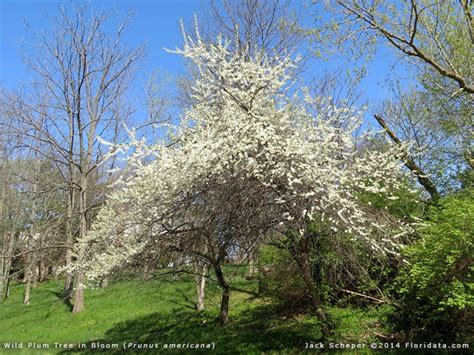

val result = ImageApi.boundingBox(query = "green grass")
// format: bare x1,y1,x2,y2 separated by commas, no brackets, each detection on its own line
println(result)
0,272,393,354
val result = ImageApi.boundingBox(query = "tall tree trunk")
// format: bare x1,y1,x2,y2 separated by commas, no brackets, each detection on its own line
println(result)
0,176,5,298
72,271,85,313
4,278,11,300
22,263,28,283
194,262,207,311
3,232,16,300
72,174,87,314
0,263,4,300
39,259,47,283
214,264,230,325
28,161,39,294
32,264,39,289
35,235,44,285
64,186,74,297
0,234,6,300
23,235,34,305
23,272,32,305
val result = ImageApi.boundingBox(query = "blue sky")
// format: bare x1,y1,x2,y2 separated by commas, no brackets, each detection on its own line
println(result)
0,0,202,87
0,0,408,128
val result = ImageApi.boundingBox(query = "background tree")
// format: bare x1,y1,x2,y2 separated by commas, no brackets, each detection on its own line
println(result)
333,0,473,94
324,0,473,196
205,0,307,57
1,4,144,312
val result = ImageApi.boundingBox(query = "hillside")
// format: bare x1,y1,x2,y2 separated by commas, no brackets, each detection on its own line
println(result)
0,273,390,354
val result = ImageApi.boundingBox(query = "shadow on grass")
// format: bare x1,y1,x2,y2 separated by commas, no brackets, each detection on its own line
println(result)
174,287,197,311
51,290,73,312
67,303,324,354
228,285,259,298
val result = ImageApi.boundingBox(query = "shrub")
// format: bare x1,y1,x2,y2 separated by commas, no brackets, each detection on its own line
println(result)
393,190,473,342
256,244,311,311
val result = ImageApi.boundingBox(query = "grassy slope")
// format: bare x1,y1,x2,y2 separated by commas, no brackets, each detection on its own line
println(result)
0,271,391,354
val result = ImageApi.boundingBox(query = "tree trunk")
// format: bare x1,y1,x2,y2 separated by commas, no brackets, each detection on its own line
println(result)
73,150,87,318
194,262,207,311
30,165,39,291
3,232,16,300
374,114,439,201
4,278,11,300
32,265,38,289
293,233,329,337
0,177,6,298
72,271,85,313
0,265,4,300
298,235,323,309
214,264,230,325
248,253,257,277
72,173,87,313
23,272,31,305
64,188,74,297
39,260,47,283
23,235,34,305
0,234,6,299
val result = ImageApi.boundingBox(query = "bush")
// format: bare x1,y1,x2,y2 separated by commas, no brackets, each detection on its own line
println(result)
256,244,312,311
393,190,473,342
256,232,397,311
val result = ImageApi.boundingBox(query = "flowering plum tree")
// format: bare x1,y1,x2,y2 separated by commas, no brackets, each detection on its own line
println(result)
70,24,412,324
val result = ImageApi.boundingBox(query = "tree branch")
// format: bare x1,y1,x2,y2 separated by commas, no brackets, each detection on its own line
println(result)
374,114,440,201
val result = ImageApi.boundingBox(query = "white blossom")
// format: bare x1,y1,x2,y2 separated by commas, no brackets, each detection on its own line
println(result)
69,24,413,283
